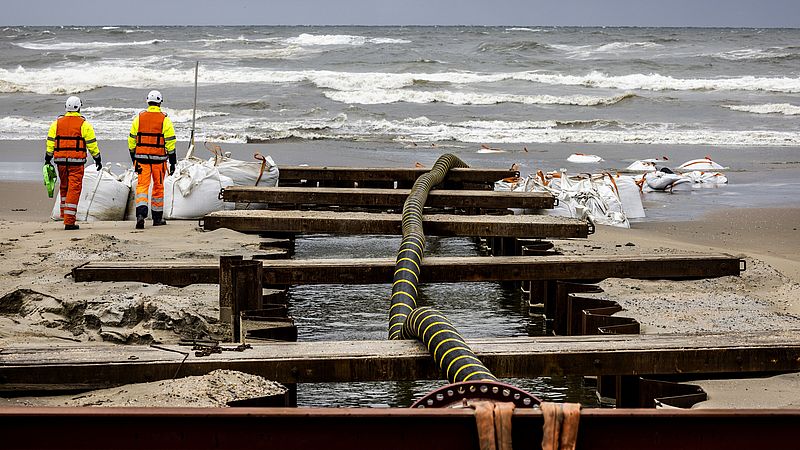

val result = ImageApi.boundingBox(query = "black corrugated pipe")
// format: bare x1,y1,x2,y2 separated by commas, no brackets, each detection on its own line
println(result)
388,154,497,383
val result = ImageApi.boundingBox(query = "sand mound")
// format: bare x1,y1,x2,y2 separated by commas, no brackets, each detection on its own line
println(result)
5,370,287,408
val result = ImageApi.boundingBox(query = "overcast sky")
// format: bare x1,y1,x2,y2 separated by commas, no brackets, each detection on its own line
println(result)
4,0,800,27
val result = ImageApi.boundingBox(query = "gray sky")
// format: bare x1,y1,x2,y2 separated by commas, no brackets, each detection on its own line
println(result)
4,0,800,27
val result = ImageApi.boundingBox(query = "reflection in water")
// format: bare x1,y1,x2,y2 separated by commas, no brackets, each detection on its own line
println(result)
288,235,599,407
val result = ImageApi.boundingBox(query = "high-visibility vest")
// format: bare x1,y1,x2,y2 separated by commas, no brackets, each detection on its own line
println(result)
134,111,167,161
53,115,87,163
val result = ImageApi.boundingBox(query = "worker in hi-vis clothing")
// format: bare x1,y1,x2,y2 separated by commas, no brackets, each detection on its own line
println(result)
128,90,177,229
45,96,102,230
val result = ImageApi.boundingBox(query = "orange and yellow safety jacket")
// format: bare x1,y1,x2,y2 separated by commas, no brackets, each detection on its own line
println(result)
46,112,100,164
128,105,176,163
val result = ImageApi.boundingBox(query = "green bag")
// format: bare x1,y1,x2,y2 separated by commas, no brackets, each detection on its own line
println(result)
43,163,57,198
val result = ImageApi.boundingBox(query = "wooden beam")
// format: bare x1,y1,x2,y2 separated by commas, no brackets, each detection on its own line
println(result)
277,166,518,185
202,210,588,238
221,186,554,210
72,253,743,286
2,331,798,391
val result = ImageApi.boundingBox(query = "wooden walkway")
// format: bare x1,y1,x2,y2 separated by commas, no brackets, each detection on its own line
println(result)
202,210,588,237
2,331,798,391
221,186,555,210
72,253,743,286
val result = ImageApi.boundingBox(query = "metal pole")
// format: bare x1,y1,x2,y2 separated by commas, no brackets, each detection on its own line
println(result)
188,61,199,155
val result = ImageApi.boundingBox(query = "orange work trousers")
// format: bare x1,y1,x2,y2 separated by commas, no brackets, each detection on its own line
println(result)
135,161,167,216
57,163,84,226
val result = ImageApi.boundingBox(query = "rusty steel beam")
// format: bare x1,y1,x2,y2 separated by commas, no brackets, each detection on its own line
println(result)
221,186,555,210
72,253,742,286
277,166,518,186
0,407,797,450
201,210,589,238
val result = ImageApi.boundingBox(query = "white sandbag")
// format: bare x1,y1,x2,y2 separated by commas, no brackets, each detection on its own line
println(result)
677,157,726,171
163,159,234,220
682,170,728,185
210,153,279,187
612,175,646,219
567,153,603,163
51,166,130,222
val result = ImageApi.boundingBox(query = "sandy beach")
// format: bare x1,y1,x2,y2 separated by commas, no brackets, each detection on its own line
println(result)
1,159,799,408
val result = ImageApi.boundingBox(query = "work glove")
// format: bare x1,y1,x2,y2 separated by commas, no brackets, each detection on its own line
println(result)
94,156,102,171
44,154,53,165
169,163,176,176
134,162,142,174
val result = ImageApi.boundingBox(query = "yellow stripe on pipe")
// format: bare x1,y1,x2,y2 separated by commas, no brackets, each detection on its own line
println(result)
421,321,451,342
389,301,413,312
397,248,422,261
390,291,416,307
427,329,462,347
392,279,418,295
453,361,487,381
433,338,466,361
463,371,495,381
393,267,419,282
395,257,420,272
389,313,408,322
446,355,474,380
439,346,469,369
415,313,449,337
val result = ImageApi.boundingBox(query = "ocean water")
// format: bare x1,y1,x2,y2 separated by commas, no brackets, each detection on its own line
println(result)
2,26,800,146
3,26,800,407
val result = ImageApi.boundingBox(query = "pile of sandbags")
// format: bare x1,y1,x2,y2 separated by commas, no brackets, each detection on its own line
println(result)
495,170,644,228
121,151,280,220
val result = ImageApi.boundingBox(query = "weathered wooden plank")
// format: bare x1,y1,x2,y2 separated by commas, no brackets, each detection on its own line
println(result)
202,210,588,238
2,331,798,391
221,186,555,210
72,253,742,285
278,166,518,185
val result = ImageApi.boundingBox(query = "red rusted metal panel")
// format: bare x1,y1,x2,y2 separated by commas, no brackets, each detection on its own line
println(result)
0,407,797,450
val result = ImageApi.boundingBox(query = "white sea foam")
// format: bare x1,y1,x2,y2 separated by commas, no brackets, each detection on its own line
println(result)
12,39,164,50
709,48,794,61
4,63,800,96
3,113,800,146
285,33,410,46
723,103,800,115
505,27,543,32
551,42,662,59
101,26,119,30
323,89,635,106
515,71,800,93
83,106,229,122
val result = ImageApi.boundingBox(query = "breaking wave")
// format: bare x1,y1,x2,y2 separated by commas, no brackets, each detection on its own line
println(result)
2,113,799,146
4,64,799,95
723,103,800,115
707,48,798,61
12,39,164,50
323,89,637,106
285,33,410,46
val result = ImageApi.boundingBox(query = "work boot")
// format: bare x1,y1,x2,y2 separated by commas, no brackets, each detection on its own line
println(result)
135,216,145,230
64,224,79,230
152,211,167,226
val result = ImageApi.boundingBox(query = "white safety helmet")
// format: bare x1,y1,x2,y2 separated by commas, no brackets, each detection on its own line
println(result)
146,90,163,104
65,96,82,112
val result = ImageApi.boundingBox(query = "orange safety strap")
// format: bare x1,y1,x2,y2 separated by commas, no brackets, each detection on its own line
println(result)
469,401,515,450
541,402,581,450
